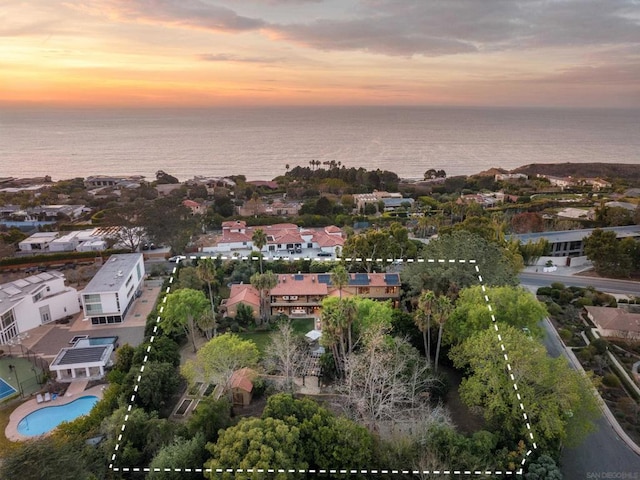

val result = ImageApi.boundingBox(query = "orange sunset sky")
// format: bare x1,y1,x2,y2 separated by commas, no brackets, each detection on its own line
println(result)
2,0,639,108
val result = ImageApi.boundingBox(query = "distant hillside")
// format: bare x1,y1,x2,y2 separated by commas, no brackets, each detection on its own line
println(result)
512,163,640,183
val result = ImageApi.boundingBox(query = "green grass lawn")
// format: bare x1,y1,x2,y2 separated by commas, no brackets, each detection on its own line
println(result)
238,318,315,357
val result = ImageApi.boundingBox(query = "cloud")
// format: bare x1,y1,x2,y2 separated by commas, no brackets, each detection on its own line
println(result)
75,0,265,33
529,61,640,86
198,53,285,63
265,0,640,56
72,0,640,57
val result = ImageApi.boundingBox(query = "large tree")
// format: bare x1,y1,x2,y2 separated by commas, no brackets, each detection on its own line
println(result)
161,288,209,352
250,271,278,324
264,320,306,392
135,361,181,412
449,326,600,452
584,228,640,278
341,223,418,272
444,285,547,346
197,257,220,336
403,230,520,297
341,324,438,432
205,417,307,480
148,433,208,480
251,228,267,273
141,196,197,253
433,294,453,372
330,263,350,299
414,290,436,359
181,333,260,393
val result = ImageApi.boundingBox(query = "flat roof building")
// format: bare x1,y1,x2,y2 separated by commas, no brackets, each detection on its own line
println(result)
81,253,145,325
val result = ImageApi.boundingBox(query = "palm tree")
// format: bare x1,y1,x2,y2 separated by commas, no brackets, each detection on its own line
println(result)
197,310,218,340
415,290,436,360
433,295,453,372
250,271,278,324
330,264,350,300
340,297,358,354
251,228,267,274
196,257,219,337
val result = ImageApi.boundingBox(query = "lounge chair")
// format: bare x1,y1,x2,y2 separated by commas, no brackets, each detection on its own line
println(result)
51,393,58,401
36,394,44,404
44,392,51,402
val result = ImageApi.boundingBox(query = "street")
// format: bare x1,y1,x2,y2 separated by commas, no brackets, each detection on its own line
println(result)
527,276,640,478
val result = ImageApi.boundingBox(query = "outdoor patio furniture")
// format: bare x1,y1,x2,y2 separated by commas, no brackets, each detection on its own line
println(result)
36,394,44,404
44,392,51,402
51,393,58,400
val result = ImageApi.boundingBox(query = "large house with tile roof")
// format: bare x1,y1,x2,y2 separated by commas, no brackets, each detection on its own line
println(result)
222,272,401,320
208,221,344,256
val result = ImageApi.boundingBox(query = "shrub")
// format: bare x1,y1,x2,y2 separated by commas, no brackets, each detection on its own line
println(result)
536,287,553,296
602,373,621,388
591,338,609,354
550,282,566,290
558,328,572,342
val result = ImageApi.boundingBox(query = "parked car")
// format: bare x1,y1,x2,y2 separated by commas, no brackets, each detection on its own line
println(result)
167,255,186,263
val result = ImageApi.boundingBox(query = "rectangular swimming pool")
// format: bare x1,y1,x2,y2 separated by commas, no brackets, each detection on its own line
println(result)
88,336,118,346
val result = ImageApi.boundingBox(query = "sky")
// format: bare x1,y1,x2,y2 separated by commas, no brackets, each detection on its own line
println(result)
1,0,639,108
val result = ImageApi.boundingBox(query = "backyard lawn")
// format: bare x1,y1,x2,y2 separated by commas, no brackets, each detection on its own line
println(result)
238,318,315,356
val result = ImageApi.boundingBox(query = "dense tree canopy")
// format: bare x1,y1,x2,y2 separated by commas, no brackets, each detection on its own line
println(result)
584,228,640,278
449,326,600,452
444,285,547,345
182,333,260,392
403,230,520,297
161,288,210,352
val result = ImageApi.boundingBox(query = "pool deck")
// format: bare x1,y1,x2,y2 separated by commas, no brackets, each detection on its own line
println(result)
5,384,105,442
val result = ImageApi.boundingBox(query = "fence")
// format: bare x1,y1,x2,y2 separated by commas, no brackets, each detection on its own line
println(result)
1,343,50,382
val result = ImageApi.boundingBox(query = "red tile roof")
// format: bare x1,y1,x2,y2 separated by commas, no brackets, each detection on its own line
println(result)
271,275,329,296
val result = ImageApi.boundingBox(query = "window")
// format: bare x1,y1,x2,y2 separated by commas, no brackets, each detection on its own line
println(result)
125,275,133,287
84,294,103,314
136,263,141,280
33,290,44,302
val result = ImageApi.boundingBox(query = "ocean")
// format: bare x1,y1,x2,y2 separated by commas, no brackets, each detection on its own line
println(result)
1,106,639,182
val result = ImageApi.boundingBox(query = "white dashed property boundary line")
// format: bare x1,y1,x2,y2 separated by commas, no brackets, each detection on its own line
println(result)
109,257,536,475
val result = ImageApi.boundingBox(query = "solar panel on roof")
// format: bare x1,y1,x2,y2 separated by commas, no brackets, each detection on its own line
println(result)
38,272,53,280
3,286,21,296
56,346,109,365
317,274,331,284
294,274,304,281
25,276,40,283
384,274,400,285
350,273,370,286
12,279,29,288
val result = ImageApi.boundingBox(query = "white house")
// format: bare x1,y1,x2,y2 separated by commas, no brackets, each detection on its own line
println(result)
0,272,80,345
81,253,145,325
18,232,59,252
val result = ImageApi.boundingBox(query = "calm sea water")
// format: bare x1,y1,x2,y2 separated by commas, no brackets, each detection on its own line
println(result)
1,106,639,181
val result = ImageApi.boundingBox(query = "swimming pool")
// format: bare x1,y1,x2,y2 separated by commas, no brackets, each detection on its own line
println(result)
88,336,118,346
17,395,99,436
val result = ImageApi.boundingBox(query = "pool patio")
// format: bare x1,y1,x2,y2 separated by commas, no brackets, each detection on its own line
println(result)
4,384,104,442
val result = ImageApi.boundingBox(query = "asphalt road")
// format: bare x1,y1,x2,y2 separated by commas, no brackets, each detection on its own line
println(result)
525,266,640,478
520,272,640,296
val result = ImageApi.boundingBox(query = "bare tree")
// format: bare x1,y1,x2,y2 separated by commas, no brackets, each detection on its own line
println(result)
264,320,305,392
341,325,436,432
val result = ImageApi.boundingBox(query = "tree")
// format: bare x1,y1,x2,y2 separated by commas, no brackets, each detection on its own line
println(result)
250,271,278,324
261,394,374,471
449,326,600,451
433,294,453,372
148,433,208,480
102,203,147,252
136,361,181,412
181,333,260,393
197,310,218,341
155,170,179,184
264,320,305,392
414,290,436,360
519,239,550,266
141,196,197,253
330,263,349,299
584,228,639,278
205,417,307,480
251,228,267,273
0,437,99,480
341,324,437,432
524,454,563,480
161,289,209,352
342,223,418,272
197,257,219,336
186,397,232,443
176,266,204,291
403,230,520,297
445,285,547,345
510,212,544,234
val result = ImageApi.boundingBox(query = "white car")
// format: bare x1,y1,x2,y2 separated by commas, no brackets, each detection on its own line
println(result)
167,255,186,263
